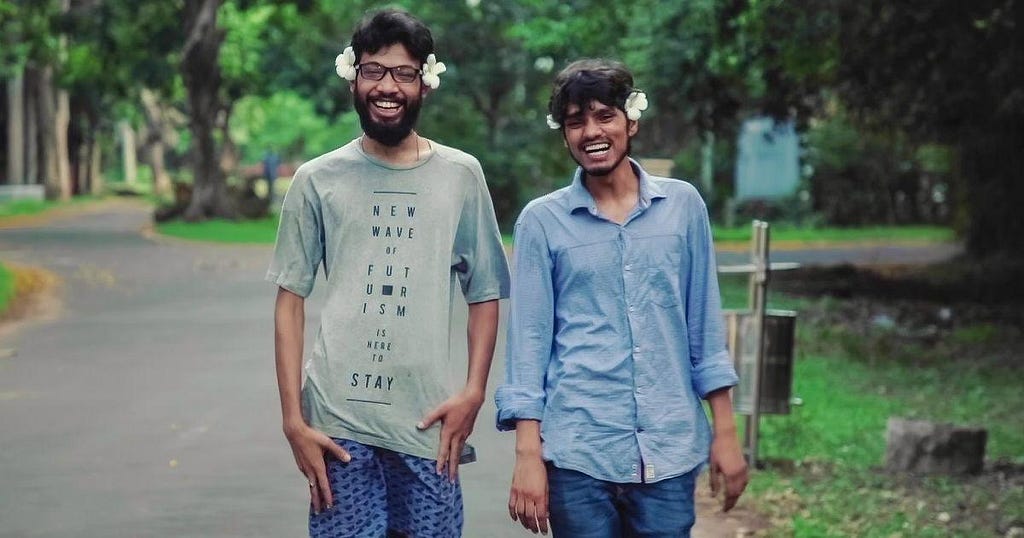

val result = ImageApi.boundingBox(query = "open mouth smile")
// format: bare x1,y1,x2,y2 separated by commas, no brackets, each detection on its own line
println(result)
371,98,404,118
582,142,611,158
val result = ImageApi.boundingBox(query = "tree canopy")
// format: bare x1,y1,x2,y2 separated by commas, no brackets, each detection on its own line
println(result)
2,0,1020,256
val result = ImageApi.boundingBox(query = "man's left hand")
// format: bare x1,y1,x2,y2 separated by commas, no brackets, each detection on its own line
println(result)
709,431,748,512
418,388,485,482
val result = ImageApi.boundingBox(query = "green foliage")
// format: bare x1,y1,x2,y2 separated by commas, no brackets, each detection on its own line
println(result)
837,0,1023,256
230,91,360,162
805,107,951,226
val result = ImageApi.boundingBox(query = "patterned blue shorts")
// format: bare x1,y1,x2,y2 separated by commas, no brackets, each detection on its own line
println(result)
308,438,463,538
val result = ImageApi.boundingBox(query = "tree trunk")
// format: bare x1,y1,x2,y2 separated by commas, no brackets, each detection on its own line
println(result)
24,70,38,186
53,0,73,200
181,0,235,221
6,72,25,185
118,120,138,185
34,66,61,200
139,88,173,198
89,136,103,196
55,88,72,200
962,118,1024,258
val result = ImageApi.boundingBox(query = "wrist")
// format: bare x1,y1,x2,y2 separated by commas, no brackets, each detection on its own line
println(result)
461,385,485,404
282,417,308,437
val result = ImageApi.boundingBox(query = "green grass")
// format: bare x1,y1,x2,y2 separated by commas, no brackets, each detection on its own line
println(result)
0,199,59,218
739,305,1023,537
713,225,954,244
157,215,954,248
0,195,105,219
0,262,15,316
155,216,280,244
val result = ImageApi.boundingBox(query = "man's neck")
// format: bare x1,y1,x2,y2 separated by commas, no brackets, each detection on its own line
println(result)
360,131,428,165
584,158,639,204
583,158,639,225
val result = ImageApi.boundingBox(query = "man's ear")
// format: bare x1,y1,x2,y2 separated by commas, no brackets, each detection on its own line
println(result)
420,85,431,98
349,80,355,93
628,119,639,137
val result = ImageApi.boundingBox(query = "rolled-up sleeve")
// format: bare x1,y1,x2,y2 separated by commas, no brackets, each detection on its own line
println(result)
495,209,554,431
685,197,739,398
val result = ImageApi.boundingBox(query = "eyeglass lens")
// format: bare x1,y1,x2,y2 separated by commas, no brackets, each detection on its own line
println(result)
358,63,419,83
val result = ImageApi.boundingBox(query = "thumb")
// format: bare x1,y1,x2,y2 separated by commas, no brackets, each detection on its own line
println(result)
417,403,445,430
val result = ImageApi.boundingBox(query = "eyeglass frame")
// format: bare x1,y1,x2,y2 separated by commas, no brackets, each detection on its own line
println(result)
355,62,422,84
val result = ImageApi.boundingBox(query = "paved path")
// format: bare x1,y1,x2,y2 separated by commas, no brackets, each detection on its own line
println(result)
0,202,957,537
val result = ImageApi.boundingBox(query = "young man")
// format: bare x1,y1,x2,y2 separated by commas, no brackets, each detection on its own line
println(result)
496,59,748,537
268,9,510,537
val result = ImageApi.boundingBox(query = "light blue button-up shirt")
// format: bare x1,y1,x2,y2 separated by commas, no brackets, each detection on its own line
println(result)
495,161,738,484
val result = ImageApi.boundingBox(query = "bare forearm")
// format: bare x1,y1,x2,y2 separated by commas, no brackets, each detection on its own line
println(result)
274,288,306,431
705,387,738,436
465,299,499,399
514,419,543,457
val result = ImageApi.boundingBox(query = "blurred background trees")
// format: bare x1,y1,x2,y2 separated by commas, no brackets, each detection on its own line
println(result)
1,0,1020,258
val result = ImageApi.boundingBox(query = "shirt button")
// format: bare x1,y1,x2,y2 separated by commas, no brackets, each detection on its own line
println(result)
624,264,632,271
628,306,635,312
634,346,640,352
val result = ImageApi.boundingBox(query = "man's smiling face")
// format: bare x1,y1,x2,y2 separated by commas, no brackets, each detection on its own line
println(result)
562,100,637,177
351,43,425,147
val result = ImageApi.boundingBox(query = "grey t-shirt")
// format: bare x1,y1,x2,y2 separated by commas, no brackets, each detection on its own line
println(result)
267,139,510,460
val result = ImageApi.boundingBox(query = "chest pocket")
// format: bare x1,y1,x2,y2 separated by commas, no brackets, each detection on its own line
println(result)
636,235,684,308
558,240,622,298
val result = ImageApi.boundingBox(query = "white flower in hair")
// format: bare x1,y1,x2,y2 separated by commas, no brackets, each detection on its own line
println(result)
625,90,649,121
335,46,357,81
546,114,560,130
421,54,446,89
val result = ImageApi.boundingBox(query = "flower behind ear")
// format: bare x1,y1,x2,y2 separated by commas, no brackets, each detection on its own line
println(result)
421,54,446,89
546,114,561,130
335,46,357,82
625,91,649,121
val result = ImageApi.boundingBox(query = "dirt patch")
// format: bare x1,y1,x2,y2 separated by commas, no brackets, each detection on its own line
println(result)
0,264,63,338
694,472,770,537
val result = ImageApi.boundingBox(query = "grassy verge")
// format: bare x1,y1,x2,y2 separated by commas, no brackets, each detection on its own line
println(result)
157,218,955,247
0,195,108,220
713,225,954,244
0,262,15,316
155,216,280,244
719,281,1024,537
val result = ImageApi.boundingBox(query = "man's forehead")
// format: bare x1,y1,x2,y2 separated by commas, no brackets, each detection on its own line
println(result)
359,43,416,64
565,100,616,116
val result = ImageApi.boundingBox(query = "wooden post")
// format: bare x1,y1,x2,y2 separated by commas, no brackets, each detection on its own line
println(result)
744,220,770,468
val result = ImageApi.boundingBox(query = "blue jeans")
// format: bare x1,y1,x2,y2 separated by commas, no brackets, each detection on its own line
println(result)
546,464,697,538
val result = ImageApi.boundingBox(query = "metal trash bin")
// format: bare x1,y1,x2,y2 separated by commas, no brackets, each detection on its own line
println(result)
723,309,796,415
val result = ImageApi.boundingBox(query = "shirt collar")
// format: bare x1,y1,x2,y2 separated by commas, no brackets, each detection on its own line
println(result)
566,158,668,213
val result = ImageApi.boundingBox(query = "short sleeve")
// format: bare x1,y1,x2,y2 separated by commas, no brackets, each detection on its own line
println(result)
451,160,511,303
265,168,324,297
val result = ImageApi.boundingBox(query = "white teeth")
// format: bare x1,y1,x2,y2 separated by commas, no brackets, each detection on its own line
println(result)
373,100,401,110
584,143,610,153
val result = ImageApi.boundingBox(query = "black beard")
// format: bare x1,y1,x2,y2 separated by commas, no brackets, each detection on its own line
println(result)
570,139,632,178
354,94,421,147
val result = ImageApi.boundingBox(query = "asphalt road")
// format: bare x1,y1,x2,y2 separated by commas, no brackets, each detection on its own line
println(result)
0,202,959,537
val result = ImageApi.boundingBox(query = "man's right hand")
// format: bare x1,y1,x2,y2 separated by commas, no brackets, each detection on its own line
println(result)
284,423,351,514
508,452,549,535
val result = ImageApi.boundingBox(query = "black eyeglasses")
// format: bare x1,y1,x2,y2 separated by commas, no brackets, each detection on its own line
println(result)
356,62,421,83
